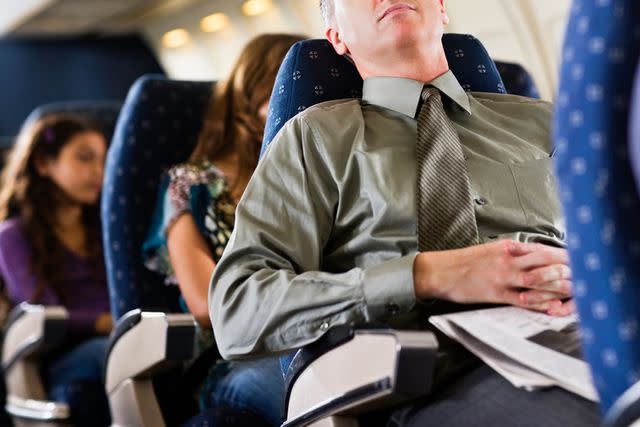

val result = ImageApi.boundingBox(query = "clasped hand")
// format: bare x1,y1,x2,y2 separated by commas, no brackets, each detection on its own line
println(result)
413,240,574,317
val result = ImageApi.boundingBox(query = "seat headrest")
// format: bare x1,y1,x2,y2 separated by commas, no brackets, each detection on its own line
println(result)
495,61,541,99
262,34,506,156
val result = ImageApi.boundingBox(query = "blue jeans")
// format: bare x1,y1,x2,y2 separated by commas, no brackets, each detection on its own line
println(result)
203,357,285,427
46,337,110,427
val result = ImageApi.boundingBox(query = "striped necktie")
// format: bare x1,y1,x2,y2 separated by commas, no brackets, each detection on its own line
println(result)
416,86,479,251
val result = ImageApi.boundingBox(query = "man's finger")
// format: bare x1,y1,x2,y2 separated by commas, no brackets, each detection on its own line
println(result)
548,300,576,317
522,265,572,290
513,247,569,270
519,290,567,305
520,279,572,296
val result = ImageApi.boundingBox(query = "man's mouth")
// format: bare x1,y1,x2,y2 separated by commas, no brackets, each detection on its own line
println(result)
378,3,417,22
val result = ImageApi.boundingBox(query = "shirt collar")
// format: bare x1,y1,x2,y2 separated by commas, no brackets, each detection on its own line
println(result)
362,70,472,118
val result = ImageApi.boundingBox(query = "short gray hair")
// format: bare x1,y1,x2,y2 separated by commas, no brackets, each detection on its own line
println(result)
319,0,333,24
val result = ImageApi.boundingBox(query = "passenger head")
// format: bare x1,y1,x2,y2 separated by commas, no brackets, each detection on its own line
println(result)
190,33,306,184
0,114,107,300
322,0,450,79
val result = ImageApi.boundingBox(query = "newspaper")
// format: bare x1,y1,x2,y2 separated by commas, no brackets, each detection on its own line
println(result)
429,306,598,401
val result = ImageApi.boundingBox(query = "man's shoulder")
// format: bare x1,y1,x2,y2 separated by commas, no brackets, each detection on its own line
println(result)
470,91,552,112
295,98,363,123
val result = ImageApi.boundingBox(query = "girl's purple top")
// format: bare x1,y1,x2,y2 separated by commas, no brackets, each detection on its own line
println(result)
0,218,110,340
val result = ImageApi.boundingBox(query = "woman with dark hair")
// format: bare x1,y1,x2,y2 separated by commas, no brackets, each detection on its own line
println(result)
143,33,306,426
0,113,111,426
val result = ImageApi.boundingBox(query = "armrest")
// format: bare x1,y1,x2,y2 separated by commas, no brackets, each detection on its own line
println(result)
105,309,196,427
1,303,70,422
604,380,640,427
105,309,196,392
2,303,68,372
283,326,438,427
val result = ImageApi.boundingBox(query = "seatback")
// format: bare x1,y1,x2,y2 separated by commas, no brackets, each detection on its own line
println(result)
631,62,640,191
262,34,507,154
102,76,213,319
553,0,640,413
495,61,541,99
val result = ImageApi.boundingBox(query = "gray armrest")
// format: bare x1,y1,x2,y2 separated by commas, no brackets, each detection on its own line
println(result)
1,303,70,424
105,310,196,427
284,329,438,427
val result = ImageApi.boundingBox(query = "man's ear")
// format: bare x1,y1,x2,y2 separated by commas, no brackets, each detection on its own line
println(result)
440,0,450,26
325,26,349,56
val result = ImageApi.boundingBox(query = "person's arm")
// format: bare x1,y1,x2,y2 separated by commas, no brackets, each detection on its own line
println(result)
210,116,419,360
167,213,215,328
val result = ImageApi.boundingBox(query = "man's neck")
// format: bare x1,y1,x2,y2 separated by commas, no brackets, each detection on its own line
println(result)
356,43,450,83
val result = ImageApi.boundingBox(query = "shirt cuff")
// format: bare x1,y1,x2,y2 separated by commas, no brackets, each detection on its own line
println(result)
362,253,418,321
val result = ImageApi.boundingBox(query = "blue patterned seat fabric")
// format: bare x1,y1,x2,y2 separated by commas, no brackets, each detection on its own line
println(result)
102,75,213,319
631,62,640,191
554,0,640,414
495,61,541,99
261,34,507,155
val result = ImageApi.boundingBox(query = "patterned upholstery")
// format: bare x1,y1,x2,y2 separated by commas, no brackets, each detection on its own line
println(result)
553,0,640,413
495,61,541,99
262,34,507,155
102,75,213,319
631,62,640,191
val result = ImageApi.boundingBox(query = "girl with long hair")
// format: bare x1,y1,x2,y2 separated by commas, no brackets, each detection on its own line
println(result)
143,33,305,426
0,113,111,426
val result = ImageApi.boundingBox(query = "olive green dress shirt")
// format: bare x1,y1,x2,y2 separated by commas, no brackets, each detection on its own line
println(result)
210,70,564,360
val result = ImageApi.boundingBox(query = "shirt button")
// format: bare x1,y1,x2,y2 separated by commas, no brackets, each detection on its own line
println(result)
385,303,400,316
474,197,488,206
320,322,329,331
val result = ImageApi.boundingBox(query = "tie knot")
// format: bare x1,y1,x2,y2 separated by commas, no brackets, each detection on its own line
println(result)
421,86,441,102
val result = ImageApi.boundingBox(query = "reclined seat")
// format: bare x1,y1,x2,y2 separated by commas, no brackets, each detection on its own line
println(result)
101,76,214,427
553,1,640,426
260,35,511,427
1,100,121,427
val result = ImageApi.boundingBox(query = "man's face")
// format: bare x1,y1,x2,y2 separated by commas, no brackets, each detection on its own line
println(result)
326,0,448,72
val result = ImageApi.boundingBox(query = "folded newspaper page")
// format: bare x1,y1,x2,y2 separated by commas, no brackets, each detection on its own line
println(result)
429,306,598,401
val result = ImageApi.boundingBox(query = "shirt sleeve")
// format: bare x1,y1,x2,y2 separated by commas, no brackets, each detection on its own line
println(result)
0,222,46,305
209,116,417,360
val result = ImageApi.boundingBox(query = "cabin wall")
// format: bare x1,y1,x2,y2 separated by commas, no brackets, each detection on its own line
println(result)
142,0,571,100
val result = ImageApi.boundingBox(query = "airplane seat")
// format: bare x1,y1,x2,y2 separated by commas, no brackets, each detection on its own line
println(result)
553,0,640,426
631,62,640,192
260,35,508,427
1,101,121,427
494,61,541,99
101,75,216,426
